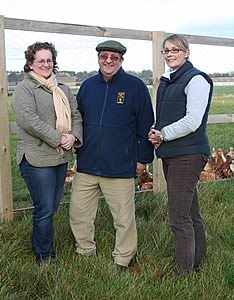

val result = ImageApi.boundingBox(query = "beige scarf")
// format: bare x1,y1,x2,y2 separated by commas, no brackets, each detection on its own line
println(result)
30,71,72,133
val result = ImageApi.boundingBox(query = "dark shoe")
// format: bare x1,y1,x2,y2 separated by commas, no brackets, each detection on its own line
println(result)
129,255,138,267
113,256,138,273
75,249,96,256
36,256,57,266
173,265,192,276
112,264,129,273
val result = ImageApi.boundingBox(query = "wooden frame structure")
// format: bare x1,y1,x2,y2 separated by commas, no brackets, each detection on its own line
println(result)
0,16,13,222
1,16,234,221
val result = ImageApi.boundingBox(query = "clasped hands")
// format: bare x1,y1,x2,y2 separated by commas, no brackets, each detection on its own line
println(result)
148,128,163,149
60,133,76,151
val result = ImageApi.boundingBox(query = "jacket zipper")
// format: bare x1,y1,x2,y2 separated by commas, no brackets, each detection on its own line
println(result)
99,82,109,127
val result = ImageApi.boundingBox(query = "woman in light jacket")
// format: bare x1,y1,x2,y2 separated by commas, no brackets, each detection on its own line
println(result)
12,42,83,265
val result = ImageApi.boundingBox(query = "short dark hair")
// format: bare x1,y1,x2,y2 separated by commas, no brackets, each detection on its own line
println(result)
24,42,58,73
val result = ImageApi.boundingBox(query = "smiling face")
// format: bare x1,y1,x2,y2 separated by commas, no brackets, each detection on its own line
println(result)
98,51,123,81
29,49,54,79
162,40,189,71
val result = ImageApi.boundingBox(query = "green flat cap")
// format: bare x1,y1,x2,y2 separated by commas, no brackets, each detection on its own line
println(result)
96,40,127,55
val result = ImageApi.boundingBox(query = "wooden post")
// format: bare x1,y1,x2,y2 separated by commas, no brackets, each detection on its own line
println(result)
0,15,14,222
152,31,166,193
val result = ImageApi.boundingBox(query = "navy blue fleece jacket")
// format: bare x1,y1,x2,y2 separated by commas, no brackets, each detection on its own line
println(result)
76,67,154,178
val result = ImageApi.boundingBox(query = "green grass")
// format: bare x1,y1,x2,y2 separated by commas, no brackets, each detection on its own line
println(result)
212,86,234,97
209,97,234,114
1,181,234,299
8,98,16,122
207,123,234,153
210,86,234,114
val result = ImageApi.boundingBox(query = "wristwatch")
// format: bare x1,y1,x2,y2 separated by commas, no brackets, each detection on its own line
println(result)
159,133,164,141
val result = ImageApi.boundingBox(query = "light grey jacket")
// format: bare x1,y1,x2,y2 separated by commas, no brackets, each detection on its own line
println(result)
12,74,83,167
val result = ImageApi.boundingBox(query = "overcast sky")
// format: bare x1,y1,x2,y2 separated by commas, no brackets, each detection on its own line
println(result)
1,0,234,37
1,0,234,73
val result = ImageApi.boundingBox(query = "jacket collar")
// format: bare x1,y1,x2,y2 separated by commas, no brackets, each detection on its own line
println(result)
161,61,194,83
25,72,41,88
24,72,63,91
98,67,125,83
169,61,193,81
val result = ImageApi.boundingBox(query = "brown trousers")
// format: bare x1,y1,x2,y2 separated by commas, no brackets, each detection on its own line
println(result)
162,154,208,274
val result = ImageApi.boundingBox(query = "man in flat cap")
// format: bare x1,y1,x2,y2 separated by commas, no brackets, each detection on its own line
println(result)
70,40,154,271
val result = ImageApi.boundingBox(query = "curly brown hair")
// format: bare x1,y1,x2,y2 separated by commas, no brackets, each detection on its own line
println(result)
24,42,58,73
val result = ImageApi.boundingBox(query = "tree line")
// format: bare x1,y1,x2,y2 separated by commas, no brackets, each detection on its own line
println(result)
7,70,234,87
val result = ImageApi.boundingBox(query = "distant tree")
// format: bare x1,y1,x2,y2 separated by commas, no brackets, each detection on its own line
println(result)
7,71,24,84
59,71,76,77
7,69,234,87
76,70,98,83
141,70,153,85
126,70,152,85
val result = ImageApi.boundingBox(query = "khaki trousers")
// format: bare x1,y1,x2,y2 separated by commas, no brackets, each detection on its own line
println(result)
69,172,137,267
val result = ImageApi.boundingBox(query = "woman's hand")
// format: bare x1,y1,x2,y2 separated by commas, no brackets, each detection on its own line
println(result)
148,128,163,149
60,133,76,150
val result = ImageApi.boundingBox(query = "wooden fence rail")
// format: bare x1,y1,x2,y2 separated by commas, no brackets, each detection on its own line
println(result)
7,115,234,135
1,16,234,222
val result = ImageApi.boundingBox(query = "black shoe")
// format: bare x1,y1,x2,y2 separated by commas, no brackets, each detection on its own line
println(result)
113,256,138,273
36,256,57,266
173,265,192,276
112,264,129,273
128,255,138,267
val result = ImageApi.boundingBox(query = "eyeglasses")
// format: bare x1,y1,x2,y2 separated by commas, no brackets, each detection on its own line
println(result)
99,54,121,62
161,48,185,55
34,59,53,65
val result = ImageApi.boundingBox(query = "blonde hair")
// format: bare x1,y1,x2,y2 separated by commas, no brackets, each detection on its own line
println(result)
163,34,190,58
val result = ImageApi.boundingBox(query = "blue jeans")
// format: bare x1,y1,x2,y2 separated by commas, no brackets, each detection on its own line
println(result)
20,157,68,263
162,154,208,274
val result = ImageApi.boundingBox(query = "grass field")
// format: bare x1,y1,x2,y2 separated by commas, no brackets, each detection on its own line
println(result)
1,181,234,299
209,86,234,114
1,85,234,299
